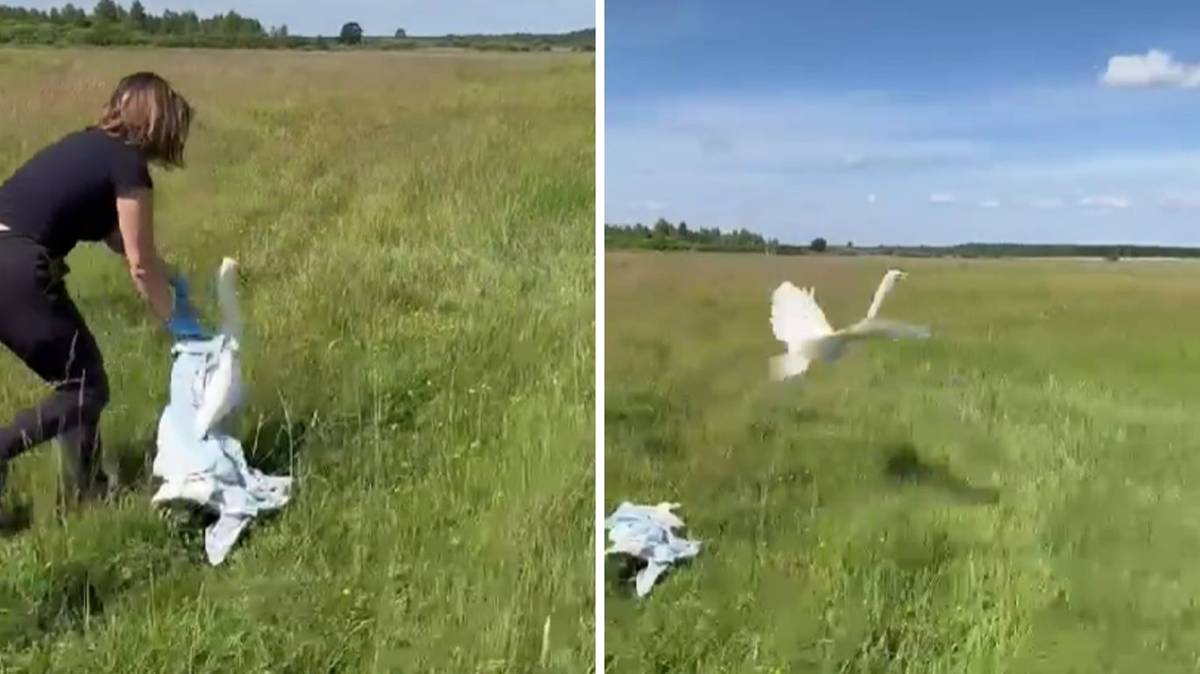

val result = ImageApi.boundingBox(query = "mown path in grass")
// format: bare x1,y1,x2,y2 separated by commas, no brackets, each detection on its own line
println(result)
0,49,594,673
606,252,1200,673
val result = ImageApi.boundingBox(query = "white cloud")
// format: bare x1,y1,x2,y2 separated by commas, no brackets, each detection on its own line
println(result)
606,86,1198,241
637,200,667,212
929,192,956,205
1079,195,1130,209
979,199,1000,209
866,193,877,204
1101,50,1200,89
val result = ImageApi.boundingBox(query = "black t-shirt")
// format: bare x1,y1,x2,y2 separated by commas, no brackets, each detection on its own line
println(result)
0,127,153,259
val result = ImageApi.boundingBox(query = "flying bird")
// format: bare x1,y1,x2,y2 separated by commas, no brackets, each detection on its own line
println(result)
865,268,905,320
194,257,245,438
768,269,930,381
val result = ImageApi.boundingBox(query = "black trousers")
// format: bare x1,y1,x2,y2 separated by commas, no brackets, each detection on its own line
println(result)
0,232,109,495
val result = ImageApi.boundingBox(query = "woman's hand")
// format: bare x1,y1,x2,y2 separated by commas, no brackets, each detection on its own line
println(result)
114,188,173,323
165,275,207,340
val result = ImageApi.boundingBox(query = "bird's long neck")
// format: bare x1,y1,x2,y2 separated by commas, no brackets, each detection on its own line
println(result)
865,276,895,319
216,261,242,340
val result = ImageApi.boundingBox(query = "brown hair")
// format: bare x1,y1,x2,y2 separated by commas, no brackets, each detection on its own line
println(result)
98,72,194,168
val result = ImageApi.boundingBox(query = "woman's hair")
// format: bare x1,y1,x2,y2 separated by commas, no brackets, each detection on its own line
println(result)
98,72,194,168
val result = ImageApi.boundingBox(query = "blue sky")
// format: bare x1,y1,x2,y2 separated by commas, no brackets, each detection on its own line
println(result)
606,0,1200,246
19,0,593,36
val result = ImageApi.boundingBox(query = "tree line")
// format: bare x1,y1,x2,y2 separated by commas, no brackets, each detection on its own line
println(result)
608,220,795,254
606,219,1200,259
0,2,595,50
926,243,1200,259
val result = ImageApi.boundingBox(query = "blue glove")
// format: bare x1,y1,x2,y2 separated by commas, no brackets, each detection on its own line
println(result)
166,275,208,341
169,274,191,305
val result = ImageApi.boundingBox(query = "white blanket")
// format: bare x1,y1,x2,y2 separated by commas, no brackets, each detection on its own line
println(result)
605,501,701,597
150,258,293,565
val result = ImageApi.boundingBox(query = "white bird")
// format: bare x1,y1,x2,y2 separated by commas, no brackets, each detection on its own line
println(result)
194,258,245,438
866,268,905,320
213,257,243,341
768,269,930,381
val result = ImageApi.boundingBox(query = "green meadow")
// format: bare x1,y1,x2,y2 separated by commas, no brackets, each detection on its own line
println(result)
606,251,1200,673
0,48,594,672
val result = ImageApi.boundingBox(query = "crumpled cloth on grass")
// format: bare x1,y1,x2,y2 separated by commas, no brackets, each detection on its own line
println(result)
605,501,701,597
150,335,292,565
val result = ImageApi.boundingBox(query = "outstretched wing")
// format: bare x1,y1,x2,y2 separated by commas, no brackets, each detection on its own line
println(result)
769,352,812,380
846,318,931,340
770,282,834,346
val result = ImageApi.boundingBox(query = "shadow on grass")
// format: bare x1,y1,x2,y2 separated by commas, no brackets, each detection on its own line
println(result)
606,387,688,459
883,442,999,505
106,431,157,494
605,554,696,599
0,501,32,537
0,559,109,648
246,414,314,476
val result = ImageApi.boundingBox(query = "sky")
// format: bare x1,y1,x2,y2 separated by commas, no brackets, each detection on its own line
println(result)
17,0,593,36
606,0,1200,246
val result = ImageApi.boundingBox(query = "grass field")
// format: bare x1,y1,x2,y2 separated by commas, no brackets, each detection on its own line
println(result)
0,48,593,672
605,251,1200,673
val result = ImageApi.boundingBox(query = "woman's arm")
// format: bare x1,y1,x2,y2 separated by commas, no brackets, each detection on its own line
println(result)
114,188,174,322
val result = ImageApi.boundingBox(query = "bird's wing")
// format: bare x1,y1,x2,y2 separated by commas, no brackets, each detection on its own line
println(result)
865,271,899,320
770,282,834,345
216,258,242,341
769,352,812,380
846,318,931,340
802,333,851,363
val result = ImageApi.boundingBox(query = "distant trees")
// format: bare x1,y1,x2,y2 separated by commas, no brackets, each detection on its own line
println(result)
605,219,784,253
60,3,87,24
0,3,594,50
0,2,264,38
126,0,145,29
92,0,118,22
605,227,1200,259
338,21,362,44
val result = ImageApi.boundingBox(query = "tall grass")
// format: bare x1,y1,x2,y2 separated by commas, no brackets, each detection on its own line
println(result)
606,252,1200,673
0,48,594,672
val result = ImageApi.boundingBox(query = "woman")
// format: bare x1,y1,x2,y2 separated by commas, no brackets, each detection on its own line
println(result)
0,72,204,504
